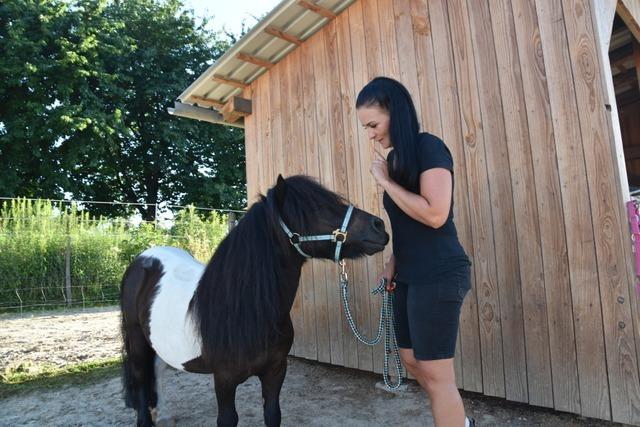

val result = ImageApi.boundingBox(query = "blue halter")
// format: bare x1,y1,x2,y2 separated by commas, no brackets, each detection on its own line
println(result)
279,205,354,262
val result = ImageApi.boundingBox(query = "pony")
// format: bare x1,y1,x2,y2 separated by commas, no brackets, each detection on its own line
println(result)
120,175,389,427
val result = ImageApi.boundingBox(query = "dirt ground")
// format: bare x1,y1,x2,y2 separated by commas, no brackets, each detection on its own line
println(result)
0,307,627,427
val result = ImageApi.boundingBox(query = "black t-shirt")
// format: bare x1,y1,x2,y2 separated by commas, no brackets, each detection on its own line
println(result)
383,132,471,284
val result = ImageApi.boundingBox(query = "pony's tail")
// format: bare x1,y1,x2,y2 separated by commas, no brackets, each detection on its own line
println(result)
120,259,158,411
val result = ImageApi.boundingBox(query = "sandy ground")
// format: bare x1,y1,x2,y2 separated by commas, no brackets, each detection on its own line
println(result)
0,307,626,427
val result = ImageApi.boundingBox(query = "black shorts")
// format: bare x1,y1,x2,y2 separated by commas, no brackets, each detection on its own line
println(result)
392,266,471,360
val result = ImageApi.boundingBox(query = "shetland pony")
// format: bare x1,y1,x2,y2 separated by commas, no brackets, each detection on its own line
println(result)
120,175,388,426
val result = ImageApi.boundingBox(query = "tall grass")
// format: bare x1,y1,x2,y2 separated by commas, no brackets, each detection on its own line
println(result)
0,198,232,312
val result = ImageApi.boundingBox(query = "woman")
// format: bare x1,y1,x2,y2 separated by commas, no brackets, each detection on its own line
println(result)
356,76,474,427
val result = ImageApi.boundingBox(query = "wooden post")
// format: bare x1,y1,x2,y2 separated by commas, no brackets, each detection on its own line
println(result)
65,219,72,307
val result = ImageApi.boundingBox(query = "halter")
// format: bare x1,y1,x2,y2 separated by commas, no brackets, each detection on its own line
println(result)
279,205,354,262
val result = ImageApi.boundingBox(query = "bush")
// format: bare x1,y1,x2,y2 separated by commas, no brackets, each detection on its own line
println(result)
0,198,232,312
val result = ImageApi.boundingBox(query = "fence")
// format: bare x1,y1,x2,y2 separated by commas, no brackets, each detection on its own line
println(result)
0,197,243,314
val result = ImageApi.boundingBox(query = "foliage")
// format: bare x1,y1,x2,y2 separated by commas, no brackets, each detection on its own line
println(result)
0,0,246,220
0,198,232,312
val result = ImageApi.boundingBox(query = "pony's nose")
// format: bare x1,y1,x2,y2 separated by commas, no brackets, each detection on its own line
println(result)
371,217,385,233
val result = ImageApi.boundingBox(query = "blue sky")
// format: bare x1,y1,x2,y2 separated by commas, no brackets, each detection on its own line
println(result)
182,0,282,36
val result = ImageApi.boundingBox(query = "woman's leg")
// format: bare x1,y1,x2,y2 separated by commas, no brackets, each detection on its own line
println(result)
400,349,466,427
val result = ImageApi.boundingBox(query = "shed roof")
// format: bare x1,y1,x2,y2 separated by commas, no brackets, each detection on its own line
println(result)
170,0,356,127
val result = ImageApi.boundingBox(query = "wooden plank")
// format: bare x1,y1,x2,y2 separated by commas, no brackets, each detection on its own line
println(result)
265,25,303,46
259,74,273,193
335,7,363,370
319,21,347,367
298,38,325,360
445,0,505,398
410,0,442,135
376,0,401,80
359,0,386,375
635,40,640,85
253,80,267,201
393,0,422,119
467,0,528,403
563,0,640,423
427,0,482,393
298,0,337,19
236,52,274,69
512,0,582,413
535,0,610,419
618,0,640,43
411,0,464,386
243,86,259,206
348,0,378,373
281,51,317,358
491,0,555,406
311,30,337,366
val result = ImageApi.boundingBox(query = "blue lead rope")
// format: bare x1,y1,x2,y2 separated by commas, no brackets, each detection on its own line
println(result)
339,262,405,389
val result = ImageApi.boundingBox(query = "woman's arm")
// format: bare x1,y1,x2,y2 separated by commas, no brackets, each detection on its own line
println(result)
371,152,452,228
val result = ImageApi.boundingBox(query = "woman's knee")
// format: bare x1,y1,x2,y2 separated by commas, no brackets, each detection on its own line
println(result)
414,359,456,389
399,349,419,372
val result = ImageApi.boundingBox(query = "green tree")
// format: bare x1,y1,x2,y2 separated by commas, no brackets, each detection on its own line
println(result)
0,0,246,220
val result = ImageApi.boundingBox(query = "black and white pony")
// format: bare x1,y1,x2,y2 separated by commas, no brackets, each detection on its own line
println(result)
120,175,388,427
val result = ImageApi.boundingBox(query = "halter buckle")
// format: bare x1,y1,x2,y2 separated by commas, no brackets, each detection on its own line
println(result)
332,229,348,243
289,233,302,245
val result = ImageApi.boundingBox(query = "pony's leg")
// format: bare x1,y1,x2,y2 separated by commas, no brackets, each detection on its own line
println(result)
259,357,287,427
122,324,157,427
153,356,177,427
213,375,240,427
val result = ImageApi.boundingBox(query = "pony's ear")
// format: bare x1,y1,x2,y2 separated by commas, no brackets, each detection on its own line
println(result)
275,174,287,210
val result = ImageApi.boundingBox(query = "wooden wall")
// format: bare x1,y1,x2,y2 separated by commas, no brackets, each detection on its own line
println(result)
242,0,640,424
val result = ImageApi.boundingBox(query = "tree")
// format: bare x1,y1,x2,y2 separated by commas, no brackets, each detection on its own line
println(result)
0,0,246,220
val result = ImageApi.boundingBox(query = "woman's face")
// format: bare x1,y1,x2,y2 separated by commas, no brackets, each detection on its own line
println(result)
357,105,391,150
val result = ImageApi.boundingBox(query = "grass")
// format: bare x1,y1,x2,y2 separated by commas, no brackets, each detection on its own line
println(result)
0,358,122,399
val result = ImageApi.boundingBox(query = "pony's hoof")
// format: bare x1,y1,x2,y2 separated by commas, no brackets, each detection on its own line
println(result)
156,417,177,427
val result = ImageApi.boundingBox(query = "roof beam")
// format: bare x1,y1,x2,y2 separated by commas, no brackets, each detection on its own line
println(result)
617,0,640,43
264,25,303,46
212,75,248,89
168,102,244,128
221,96,253,124
188,95,225,108
236,53,275,69
297,0,336,19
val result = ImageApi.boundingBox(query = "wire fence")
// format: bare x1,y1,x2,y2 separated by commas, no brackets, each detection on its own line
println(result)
0,197,243,315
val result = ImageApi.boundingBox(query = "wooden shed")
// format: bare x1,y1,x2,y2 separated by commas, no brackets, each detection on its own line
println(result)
173,0,640,424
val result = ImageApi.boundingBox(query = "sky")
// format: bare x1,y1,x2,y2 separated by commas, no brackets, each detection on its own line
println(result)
182,0,283,36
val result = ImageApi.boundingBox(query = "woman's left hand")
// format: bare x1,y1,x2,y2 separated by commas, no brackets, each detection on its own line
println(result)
370,151,390,187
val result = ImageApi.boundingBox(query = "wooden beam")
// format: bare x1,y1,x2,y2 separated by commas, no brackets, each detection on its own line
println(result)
297,0,336,19
264,25,303,46
617,0,640,43
212,75,248,89
236,53,274,69
609,43,634,72
188,95,224,109
613,67,639,88
634,39,640,95
168,102,244,128
221,96,252,123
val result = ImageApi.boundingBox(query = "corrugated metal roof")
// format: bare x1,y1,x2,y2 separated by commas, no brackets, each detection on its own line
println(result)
175,0,356,121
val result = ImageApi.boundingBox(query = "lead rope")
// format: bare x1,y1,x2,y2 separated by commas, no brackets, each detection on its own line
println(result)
339,261,405,389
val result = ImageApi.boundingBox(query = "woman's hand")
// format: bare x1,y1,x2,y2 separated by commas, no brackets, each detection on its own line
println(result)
376,255,396,291
370,151,390,187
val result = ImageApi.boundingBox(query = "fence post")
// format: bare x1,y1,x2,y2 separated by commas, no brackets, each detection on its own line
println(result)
65,217,72,307
228,211,237,233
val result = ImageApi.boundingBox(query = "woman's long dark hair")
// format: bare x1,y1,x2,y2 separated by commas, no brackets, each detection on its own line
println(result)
356,77,421,189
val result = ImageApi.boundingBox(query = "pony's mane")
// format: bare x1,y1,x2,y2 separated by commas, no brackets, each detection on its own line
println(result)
190,175,347,364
